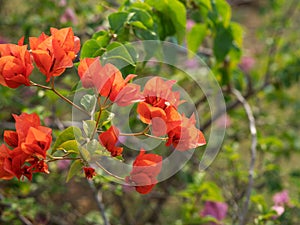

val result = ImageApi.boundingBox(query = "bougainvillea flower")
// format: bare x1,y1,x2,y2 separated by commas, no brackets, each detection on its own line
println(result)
142,77,184,109
99,126,123,157
137,102,181,136
78,57,144,106
78,57,99,88
271,205,285,218
83,167,96,179
125,149,162,194
200,201,228,225
273,190,290,206
114,83,144,106
137,77,184,136
0,41,34,88
29,27,80,81
3,147,30,180
0,144,14,180
12,113,52,156
4,131,18,148
0,113,52,181
166,114,206,151
21,126,52,159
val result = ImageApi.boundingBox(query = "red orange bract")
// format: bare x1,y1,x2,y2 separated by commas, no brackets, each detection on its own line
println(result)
125,149,162,194
99,126,123,157
29,27,80,82
0,41,34,88
78,57,144,106
0,113,52,180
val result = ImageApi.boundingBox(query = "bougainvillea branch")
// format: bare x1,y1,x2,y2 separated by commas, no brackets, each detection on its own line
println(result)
232,89,257,225
0,26,206,195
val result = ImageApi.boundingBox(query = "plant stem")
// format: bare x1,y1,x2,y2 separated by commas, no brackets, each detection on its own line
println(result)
30,81,91,117
46,156,81,163
95,161,125,181
91,95,102,139
232,89,257,225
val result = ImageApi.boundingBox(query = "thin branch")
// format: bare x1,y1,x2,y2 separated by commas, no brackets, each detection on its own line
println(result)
232,89,257,225
95,161,125,181
30,81,91,117
87,180,110,225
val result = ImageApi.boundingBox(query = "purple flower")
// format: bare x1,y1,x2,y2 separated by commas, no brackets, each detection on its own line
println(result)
185,58,199,69
273,190,290,206
58,0,67,7
186,19,195,31
271,205,285,219
200,201,228,225
60,7,78,25
57,160,71,171
239,56,255,73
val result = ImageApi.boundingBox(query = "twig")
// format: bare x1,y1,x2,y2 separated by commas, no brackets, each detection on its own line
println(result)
87,180,110,225
30,81,91,117
231,89,257,225
95,161,125,181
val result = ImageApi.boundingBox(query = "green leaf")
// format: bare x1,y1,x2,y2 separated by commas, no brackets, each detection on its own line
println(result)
187,24,207,56
83,120,97,138
94,110,115,128
128,2,153,13
80,39,105,59
194,0,211,10
92,30,111,44
66,160,82,182
146,0,186,43
199,181,224,201
130,21,148,30
55,140,80,154
80,94,97,113
103,42,137,75
133,28,158,40
229,22,243,65
86,139,105,154
80,147,91,162
213,25,233,62
108,12,130,32
52,127,82,154
210,0,231,27
128,7,153,29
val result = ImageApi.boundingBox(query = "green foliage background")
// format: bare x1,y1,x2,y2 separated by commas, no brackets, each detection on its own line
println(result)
0,0,300,224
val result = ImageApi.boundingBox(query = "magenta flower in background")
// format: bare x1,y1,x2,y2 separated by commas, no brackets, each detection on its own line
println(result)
185,58,199,69
60,7,78,25
200,201,228,225
271,205,285,219
216,114,231,128
58,0,67,7
57,159,71,171
186,19,195,31
239,56,255,73
271,190,291,219
273,190,290,206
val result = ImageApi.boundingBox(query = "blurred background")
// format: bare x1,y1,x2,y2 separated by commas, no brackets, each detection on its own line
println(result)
0,0,300,224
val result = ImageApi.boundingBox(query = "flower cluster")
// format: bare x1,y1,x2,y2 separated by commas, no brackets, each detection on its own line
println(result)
271,189,292,218
200,201,228,225
125,149,162,194
0,27,206,194
137,77,206,150
0,113,52,180
0,27,79,86
78,58,206,193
